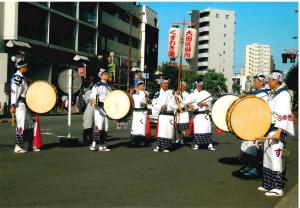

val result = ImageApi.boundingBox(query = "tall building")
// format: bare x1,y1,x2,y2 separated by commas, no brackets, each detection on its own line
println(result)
244,43,274,77
0,2,158,108
190,8,236,92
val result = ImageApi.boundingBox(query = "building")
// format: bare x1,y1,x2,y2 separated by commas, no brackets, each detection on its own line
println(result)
0,2,158,108
244,43,274,77
190,8,236,92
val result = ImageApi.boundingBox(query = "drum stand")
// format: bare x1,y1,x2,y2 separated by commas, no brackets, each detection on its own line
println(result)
58,69,79,146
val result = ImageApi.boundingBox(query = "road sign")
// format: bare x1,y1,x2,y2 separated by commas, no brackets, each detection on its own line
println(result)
142,73,149,79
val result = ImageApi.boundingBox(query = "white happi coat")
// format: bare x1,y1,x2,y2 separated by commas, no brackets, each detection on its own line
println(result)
11,70,33,133
131,90,148,136
175,91,190,124
90,82,112,132
264,85,294,172
152,89,176,139
241,88,269,155
189,90,212,134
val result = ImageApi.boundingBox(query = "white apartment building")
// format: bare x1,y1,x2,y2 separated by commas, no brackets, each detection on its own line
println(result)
244,43,275,77
190,8,236,92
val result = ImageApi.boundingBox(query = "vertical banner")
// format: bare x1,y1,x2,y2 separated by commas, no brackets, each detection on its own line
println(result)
184,27,197,59
168,27,180,59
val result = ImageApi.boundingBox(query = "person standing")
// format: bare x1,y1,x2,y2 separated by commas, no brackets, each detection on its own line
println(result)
10,61,36,153
89,69,112,152
152,77,176,153
82,81,94,145
188,79,215,151
257,70,294,197
240,73,269,176
175,81,190,145
130,81,150,146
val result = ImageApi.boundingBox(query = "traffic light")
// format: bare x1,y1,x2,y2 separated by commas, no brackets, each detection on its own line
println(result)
290,53,296,63
282,54,288,63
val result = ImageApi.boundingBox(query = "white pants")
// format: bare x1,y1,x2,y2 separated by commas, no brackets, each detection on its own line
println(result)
94,106,108,132
131,111,147,136
15,103,33,144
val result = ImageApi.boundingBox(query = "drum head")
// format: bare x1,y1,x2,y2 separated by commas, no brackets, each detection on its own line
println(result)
211,95,238,131
104,90,133,120
228,96,272,140
26,81,57,114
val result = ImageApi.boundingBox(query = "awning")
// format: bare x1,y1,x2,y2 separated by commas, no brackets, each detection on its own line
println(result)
6,40,31,48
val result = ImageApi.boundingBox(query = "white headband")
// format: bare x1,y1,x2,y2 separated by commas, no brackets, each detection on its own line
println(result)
256,73,266,83
98,68,107,77
269,71,284,83
15,62,28,69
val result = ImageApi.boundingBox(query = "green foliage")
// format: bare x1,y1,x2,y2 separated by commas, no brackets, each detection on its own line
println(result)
201,70,227,95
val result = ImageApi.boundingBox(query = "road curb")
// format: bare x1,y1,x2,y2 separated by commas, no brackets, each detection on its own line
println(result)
274,184,298,208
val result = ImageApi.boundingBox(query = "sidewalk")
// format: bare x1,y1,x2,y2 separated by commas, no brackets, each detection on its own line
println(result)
275,184,298,208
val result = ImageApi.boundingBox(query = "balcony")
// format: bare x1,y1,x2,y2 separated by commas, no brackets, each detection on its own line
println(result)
199,35,209,41
199,26,209,33
198,53,209,58
198,44,209,49
198,61,209,67
199,16,210,22
101,12,139,39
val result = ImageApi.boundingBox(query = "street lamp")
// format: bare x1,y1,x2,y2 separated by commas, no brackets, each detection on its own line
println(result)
126,8,145,91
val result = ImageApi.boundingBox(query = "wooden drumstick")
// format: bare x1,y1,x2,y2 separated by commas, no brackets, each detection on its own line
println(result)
256,137,278,140
11,112,15,127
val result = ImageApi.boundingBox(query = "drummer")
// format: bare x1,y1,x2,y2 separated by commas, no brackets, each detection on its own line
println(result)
257,70,294,197
188,79,215,151
10,60,36,153
89,68,112,152
240,73,269,176
130,80,150,146
175,81,190,145
152,76,176,152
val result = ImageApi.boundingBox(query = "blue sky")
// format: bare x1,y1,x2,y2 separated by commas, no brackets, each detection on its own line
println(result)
139,2,298,73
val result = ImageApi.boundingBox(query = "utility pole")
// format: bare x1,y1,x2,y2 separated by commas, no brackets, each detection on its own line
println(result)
171,18,193,82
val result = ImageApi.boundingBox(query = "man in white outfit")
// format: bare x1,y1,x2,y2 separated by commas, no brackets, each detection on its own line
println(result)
89,69,112,152
10,61,35,153
257,70,294,197
130,80,149,146
240,73,269,176
188,79,215,151
152,77,176,153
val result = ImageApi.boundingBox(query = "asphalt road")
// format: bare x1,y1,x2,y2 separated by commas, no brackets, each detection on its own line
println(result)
0,115,298,208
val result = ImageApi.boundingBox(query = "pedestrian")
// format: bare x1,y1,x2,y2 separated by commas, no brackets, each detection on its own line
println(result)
258,70,294,197
240,73,269,176
89,68,112,152
61,94,68,112
130,80,150,146
188,79,215,151
152,76,176,153
82,81,94,145
175,81,190,145
9,60,38,153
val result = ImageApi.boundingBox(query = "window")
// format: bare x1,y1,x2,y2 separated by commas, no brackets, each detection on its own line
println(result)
216,14,220,18
224,33,226,37
225,15,229,19
223,51,225,54
224,24,226,28
223,42,226,46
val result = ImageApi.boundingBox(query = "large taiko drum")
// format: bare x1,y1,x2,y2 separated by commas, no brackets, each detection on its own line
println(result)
26,81,57,114
211,95,238,132
226,95,272,141
104,90,134,120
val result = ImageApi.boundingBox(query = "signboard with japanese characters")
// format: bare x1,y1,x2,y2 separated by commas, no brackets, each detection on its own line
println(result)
183,28,197,59
168,27,180,59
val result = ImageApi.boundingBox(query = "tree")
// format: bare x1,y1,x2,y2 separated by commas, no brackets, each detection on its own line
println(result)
201,70,227,96
285,63,298,111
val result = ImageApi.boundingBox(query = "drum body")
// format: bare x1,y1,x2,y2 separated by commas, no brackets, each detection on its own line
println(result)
226,95,272,141
26,81,57,114
104,90,134,120
211,95,238,131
